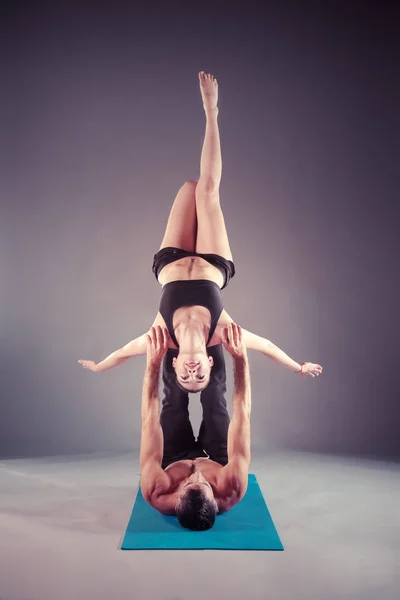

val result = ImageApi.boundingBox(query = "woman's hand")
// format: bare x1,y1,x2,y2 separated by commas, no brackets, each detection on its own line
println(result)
298,362,323,378
222,323,247,360
78,360,98,372
146,326,170,366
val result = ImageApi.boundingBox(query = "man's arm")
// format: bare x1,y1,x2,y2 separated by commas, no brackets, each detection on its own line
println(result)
220,324,252,505
227,355,251,464
139,327,171,508
139,362,164,468
78,333,148,373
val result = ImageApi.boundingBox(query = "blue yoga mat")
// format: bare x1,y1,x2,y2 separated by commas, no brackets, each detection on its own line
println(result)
121,473,284,550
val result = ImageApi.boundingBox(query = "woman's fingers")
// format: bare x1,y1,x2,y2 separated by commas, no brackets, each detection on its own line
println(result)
78,359,95,371
302,362,323,378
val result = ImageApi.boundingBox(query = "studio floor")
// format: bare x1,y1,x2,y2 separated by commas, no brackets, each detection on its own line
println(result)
0,450,399,600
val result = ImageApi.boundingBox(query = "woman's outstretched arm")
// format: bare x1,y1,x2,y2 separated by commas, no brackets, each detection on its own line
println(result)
241,328,323,378
78,333,148,373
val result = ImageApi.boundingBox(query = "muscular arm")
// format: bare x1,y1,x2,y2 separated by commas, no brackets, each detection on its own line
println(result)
227,355,251,465
140,361,164,468
139,329,171,509
219,325,252,505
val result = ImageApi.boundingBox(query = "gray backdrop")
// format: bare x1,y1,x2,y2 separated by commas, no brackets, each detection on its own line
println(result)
2,2,399,460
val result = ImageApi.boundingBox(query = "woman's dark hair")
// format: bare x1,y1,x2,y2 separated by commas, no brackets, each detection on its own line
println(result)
175,380,208,394
176,488,217,531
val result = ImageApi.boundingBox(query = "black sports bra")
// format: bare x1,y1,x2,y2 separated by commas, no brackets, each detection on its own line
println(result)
159,280,223,348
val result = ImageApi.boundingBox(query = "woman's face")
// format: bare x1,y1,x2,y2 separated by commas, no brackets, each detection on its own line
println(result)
172,351,214,391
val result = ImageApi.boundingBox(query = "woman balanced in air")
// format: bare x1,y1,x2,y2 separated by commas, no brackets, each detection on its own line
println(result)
78,72,323,389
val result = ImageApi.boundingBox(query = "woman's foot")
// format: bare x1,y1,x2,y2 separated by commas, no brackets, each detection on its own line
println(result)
198,71,218,115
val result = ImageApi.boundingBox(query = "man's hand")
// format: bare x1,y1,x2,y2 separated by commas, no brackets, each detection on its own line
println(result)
78,359,98,372
146,326,169,366
299,362,323,378
222,323,247,359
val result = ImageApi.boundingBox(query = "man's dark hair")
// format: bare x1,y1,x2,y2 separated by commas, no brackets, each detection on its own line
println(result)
176,488,217,531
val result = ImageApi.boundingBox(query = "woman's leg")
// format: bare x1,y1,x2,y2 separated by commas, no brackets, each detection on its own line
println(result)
195,72,233,261
159,180,198,252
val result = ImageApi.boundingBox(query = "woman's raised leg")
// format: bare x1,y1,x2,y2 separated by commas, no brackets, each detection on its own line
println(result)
195,72,233,261
159,180,198,252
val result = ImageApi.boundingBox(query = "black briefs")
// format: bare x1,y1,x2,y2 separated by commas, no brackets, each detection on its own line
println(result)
152,246,235,290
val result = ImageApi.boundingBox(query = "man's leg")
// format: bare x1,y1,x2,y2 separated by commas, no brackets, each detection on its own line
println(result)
195,72,233,261
160,349,207,468
198,344,230,465
160,346,230,467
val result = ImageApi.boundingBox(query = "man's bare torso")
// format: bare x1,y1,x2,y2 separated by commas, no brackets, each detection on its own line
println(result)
147,457,240,515
165,457,222,487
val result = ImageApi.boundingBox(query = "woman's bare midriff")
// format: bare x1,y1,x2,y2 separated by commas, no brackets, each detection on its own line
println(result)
157,256,224,289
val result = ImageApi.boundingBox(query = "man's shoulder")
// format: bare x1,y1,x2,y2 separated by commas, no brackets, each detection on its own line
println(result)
148,490,178,515
141,461,170,500
215,457,249,512
141,464,178,515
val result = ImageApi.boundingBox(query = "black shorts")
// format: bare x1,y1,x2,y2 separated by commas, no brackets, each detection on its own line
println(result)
152,247,235,290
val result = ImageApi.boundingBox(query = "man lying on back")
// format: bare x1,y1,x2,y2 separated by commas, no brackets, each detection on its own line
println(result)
139,322,251,530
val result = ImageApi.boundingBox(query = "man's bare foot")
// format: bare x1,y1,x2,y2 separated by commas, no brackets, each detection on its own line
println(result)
198,71,218,115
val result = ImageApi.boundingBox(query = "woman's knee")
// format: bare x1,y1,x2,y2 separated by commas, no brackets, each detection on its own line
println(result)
181,180,198,193
196,179,220,203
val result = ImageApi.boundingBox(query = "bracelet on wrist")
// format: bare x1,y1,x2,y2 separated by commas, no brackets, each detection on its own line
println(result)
296,363,304,375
